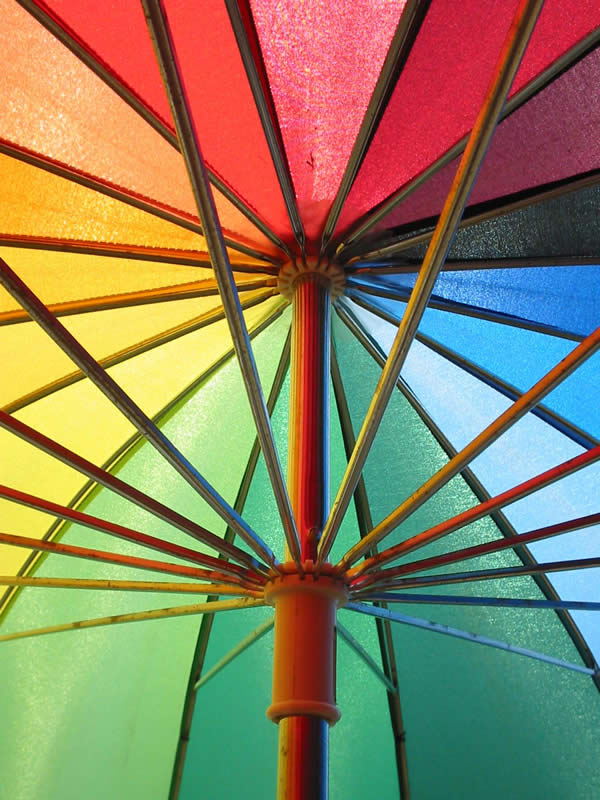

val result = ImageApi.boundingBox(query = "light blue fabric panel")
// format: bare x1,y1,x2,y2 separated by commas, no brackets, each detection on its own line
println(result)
351,264,600,337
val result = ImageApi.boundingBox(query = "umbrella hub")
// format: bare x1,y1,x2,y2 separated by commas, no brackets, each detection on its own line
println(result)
277,256,345,300
265,561,348,726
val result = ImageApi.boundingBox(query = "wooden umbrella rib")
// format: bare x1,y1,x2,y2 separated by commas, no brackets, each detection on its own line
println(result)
0,598,265,643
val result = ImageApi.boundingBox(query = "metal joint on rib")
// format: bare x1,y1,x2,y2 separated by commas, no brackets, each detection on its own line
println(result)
0,258,276,572
317,0,545,567
142,0,302,569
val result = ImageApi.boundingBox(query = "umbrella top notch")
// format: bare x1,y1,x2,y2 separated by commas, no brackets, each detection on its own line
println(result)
277,256,346,301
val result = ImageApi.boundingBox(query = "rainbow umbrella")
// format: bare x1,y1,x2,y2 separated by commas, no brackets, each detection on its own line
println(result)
1,0,599,797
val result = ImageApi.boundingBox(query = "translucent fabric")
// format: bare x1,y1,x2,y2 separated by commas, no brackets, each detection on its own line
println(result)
336,0,600,236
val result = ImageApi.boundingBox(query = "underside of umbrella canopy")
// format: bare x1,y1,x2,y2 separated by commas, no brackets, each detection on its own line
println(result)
1,1,599,799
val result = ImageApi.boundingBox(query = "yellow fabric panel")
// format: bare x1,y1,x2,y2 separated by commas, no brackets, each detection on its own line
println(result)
0,248,215,313
0,155,268,264
0,295,227,408
0,297,285,578
0,0,277,254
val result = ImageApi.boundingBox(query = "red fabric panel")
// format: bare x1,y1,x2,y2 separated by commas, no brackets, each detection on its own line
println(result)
378,46,600,231
250,0,405,242
335,0,600,239
31,0,291,244
32,0,173,127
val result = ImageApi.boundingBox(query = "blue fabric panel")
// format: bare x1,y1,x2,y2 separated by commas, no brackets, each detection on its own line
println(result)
349,300,600,662
349,293,600,440
351,264,600,337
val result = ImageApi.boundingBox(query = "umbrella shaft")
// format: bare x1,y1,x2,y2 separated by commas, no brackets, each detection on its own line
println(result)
277,717,328,800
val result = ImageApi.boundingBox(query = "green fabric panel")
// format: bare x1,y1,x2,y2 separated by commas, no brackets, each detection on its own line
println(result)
180,366,397,798
333,315,600,799
0,312,290,800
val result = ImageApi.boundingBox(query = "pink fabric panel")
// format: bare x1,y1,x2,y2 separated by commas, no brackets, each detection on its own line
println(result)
336,0,600,238
250,0,405,241
378,46,600,230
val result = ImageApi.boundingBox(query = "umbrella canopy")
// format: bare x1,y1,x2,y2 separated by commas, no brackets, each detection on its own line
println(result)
1,1,599,798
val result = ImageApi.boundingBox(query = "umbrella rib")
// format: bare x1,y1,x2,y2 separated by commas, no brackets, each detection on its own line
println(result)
14,1,290,259
344,603,599,678
347,282,584,342
0,234,279,273
0,576,262,597
168,329,290,800
346,292,597,448
0,532,259,588
0,408,272,569
347,256,600,275
0,485,267,578
0,278,275,326
351,169,600,263
0,598,265,643
335,29,600,255
143,0,301,568
353,557,600,593
336,622,396,693
320,0,430,253
3,289,277,415
339,324,600,570
334,299,600,683
0,140,281,266
331,341,411,799
224,0,304,253
0,303,286,616
0,258,278,569
353,593,600,612
317,0,545,566
193,616,274,690
351,466,600,580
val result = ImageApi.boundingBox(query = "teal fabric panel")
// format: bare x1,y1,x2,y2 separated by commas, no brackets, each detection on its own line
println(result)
180,362,398,798
333,312,600,800
0,313,290,800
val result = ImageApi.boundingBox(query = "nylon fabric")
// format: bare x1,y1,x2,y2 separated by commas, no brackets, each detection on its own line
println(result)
0,302,287,580
1,1,273,251
0,315,289,800
333,312,600,798
351,264,600,337
336,0,600,237
379,46,600,230
0,249,216,313
250,0,405,240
